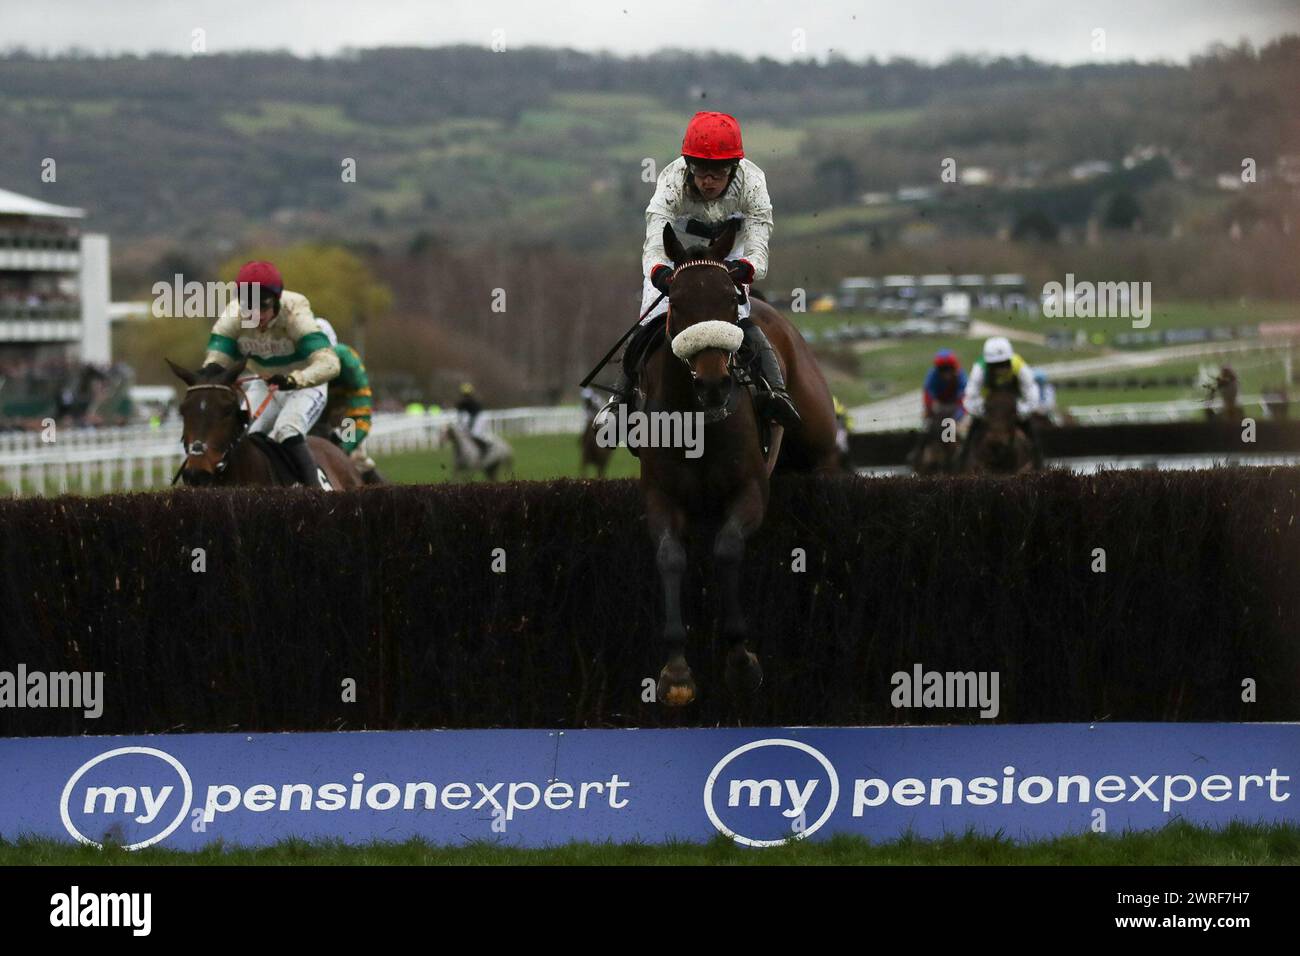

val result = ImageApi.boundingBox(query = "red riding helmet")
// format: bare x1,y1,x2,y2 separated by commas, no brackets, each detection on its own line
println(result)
681,112,744,161
236,260,283,296
933,348,959,369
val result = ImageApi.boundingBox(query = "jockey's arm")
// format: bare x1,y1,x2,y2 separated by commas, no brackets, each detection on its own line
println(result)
1017,361,1041,409
641,163,682,279
281,300,339,389
964,364,985,418
202,305,244,370
733,162,773,280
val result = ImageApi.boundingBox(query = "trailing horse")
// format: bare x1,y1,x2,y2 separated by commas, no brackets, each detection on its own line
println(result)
441,422,514,480
580,416,615,478
167,358,363,489
912,417,960,476
636,221,840,706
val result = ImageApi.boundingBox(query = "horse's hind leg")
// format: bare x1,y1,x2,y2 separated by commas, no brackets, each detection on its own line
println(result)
647,491,694,706
716,484,765,697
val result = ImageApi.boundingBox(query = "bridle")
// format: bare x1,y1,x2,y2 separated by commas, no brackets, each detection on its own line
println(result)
172,377,272,484
665,258,741,371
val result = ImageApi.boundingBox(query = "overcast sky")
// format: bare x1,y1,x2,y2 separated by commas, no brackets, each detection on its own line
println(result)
2,0,1296,63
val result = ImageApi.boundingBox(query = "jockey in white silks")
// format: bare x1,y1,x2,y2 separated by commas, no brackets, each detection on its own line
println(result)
201,260,339,488
597,111,799,430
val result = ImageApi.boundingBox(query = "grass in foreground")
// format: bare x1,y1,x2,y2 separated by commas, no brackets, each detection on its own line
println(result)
3,822,1297,866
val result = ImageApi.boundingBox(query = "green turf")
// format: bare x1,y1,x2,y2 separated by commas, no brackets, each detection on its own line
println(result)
1057,353,1297,408
378,432,640,484
792,302,1299,407
2,821,1295,865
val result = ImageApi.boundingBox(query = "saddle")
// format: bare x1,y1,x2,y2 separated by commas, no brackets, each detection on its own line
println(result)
247,433,300,485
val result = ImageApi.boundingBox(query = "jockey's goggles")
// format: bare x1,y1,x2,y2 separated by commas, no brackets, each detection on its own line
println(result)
687,161,737,181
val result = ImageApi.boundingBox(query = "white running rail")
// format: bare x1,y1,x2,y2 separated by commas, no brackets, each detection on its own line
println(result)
0,407,590,496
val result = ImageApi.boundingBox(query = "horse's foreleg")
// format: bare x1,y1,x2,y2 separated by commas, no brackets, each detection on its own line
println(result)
647,492,694,706
716,483,765,697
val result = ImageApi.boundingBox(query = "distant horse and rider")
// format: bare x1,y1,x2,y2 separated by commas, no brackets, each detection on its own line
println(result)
908,339,1049,476
579,386,615,478
444,382,514,480
441,422,514,480
168,357,364,488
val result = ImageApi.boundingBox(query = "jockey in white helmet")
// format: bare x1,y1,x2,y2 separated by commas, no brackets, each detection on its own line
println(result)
960,336,1045,468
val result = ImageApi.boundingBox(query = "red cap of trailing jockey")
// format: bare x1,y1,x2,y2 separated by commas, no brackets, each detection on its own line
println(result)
681,112,744,161
934,348,959,368
236,260,283,295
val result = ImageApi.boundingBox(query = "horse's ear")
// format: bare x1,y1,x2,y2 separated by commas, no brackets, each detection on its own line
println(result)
662,223,688,265
165,358,197,386
221,357,247,383
708,218,741,261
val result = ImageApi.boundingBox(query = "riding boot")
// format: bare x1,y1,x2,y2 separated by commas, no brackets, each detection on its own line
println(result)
742,322,801,428
361,467,385,485
282,433,328,489
594,369,631,430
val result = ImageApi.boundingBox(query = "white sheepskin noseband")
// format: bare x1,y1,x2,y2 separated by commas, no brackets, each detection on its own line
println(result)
671,320,744,361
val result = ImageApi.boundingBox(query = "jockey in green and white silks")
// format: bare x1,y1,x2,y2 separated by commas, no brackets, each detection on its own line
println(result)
960,336,1045,468
599,111,798,430
201,260,339,488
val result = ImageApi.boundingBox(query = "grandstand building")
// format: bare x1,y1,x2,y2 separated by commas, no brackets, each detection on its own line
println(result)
0,187,109,363
0,187,115,421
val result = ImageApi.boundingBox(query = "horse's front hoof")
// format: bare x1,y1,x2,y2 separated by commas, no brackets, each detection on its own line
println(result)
658,658,696,707
725,646,763,697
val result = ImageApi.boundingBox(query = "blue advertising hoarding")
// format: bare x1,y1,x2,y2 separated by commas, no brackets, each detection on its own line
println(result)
0,724,1295,850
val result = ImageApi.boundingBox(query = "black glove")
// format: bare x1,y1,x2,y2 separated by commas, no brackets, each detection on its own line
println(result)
725,258,755,286
650,264,673,296
266,374,297,390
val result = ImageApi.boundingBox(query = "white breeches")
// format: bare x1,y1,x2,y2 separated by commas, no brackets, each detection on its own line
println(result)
243,377,327,442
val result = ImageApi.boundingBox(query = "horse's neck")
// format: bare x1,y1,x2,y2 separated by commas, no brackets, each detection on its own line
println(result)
644,349,696,411
218,432,268,485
